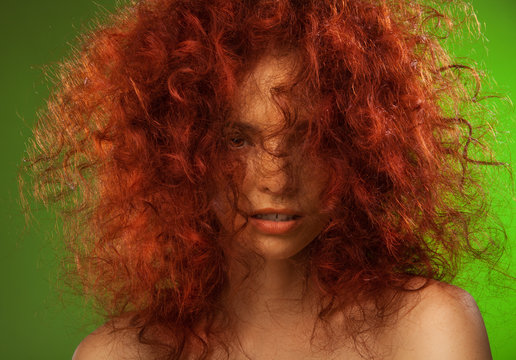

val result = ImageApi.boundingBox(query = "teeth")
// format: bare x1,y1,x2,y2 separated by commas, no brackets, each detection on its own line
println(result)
254,213,297,221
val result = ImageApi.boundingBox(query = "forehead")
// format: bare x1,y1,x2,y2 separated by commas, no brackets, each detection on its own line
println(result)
231,52,307,131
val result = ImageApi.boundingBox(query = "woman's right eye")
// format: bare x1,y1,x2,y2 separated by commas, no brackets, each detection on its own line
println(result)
227,134,249,149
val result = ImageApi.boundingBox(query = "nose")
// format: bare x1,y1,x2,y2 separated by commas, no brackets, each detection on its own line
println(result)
253,138,296,196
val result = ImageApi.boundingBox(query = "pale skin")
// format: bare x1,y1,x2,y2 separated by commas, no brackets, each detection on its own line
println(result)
72,53,493,360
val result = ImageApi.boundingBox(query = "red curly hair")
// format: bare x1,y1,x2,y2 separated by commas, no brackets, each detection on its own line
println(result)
24,0,506,358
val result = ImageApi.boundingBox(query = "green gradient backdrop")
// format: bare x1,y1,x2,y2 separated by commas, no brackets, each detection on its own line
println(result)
1,1,514,359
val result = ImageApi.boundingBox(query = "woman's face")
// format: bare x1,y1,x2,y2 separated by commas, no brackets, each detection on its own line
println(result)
212,53,330,260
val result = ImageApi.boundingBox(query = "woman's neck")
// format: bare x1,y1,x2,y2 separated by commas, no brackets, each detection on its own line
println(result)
223,254,319,332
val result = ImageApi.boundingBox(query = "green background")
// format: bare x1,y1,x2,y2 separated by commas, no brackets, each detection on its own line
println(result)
1,0,514,359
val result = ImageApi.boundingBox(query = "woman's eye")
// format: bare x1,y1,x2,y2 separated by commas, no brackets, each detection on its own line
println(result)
227,135,248,149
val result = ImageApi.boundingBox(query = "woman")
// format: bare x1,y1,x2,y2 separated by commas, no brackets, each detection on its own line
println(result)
25,0,501,358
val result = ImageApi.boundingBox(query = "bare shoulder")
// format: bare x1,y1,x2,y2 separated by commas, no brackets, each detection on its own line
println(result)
391,279,492,360
72,318,148,360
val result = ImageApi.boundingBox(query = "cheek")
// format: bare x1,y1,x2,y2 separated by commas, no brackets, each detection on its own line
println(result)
211,190,248,234
209,165,249,232
303,161,330,203
211,193,233,232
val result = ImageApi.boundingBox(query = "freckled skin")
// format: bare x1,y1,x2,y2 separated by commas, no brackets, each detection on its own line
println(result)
212,52,331,260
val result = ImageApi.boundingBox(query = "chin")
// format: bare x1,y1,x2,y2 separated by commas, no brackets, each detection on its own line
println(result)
245,232,313,261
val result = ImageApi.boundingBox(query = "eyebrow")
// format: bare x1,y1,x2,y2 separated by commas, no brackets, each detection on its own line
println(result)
225,118,310,135
225,121,260,134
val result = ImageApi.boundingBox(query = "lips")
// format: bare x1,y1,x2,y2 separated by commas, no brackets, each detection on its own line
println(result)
250,207,302,217
252,213,300,221
249,208,303,234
